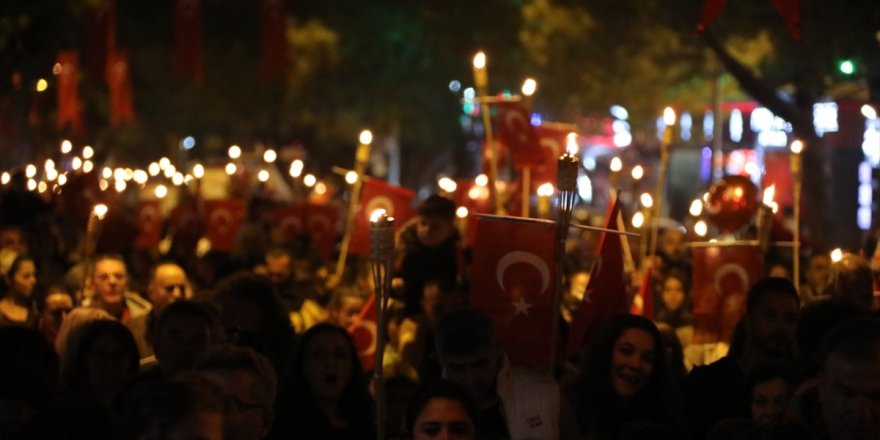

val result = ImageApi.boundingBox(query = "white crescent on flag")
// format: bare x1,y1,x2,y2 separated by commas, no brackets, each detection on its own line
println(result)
140,205,159,233
280,217,303,236
505,110,531,146
308,214,332,236
714,263,750,294
209,209,233,235
539,136,562,157
496,251,551,295
350,319,377,357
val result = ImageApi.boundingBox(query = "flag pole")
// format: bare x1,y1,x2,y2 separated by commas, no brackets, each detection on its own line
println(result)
472,51,502,214
335,130,373,280
550,133,580,374
369,210,395,440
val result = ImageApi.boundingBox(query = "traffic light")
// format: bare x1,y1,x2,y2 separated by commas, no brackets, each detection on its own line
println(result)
838,59,856,75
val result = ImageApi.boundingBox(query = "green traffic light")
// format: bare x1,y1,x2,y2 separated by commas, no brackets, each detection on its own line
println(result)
839,59,856,75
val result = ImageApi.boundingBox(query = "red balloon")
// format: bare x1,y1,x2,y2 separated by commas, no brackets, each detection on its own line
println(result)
705,175,759,233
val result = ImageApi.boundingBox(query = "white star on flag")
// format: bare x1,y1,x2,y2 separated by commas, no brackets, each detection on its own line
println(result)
512,297,533,316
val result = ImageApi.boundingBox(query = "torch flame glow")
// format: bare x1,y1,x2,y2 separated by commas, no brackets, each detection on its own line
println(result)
790,140,804,154
370,209,387,223
472,52,486,70
565,132,578,155
92,204,109,220
663,107,676,126
763,184,776,206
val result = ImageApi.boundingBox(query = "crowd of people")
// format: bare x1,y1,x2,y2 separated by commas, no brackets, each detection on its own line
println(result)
1,180,880,440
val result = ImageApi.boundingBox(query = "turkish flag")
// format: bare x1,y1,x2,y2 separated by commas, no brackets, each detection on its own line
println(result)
204,199,245,252
471,215,558,368
105,51,134,125
305,203,339,261
56,51,83,132
629,268,655,319
275,204,306,242
171,201,203,253
174,0,204,84
532,124,570,186
495,101,542,170
696,0,728,32
772,0,801,41
260,0,287,83
349,179,415,256
566,200,629,359
347,293,378,371
86,0,116,81
135,200,162,250
691,244,763,344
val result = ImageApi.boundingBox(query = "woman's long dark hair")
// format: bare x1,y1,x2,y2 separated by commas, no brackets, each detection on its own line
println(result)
65,319,140,392
285,323,375,434
579,314,685,438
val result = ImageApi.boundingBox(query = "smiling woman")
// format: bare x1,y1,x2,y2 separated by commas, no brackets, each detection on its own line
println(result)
575,314,687,439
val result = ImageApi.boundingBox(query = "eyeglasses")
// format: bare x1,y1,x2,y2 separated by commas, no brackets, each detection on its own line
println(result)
162,284,186,294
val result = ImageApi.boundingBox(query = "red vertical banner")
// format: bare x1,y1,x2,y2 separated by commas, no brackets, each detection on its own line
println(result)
566,200,628,359
260,0,287,83
204,199,245,252
305,203,339,261
174,0,204,85
135,200,162,250
470,215,557,368
691,244,763,344
56,51,83,131
347,293,377,371
86,0,116,81
105,51,134,125
349,179,415,256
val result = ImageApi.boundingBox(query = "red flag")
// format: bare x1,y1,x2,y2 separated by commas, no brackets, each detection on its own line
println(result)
135,200,162,250
260,0,287,83
171,201,203,253
105,51,134,125
305,203,339,261
629,268,655,319
86,0,116,81
349,179,415,256
495,101,542,169
204,199,245,252
347,293,378,371
471,215,557,368
696,0,728,32
772,0,801,41
174,0,204,84
275,204,306,242
532,124,570,186
56,51,83,132
691,244,763,344
566,200,628,359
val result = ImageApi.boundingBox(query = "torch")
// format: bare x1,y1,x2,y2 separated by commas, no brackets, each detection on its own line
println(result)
81,203,109,302
335,130,374,280
758,184,776,253
790,139,803,288
521,78,537,217
550,132,580,372
472,51,502,214
370,209,395,440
